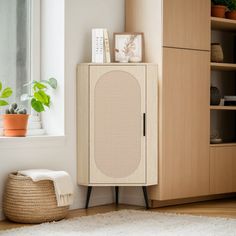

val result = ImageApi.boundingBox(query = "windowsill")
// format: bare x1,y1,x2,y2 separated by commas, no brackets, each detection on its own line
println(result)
0,135,66,149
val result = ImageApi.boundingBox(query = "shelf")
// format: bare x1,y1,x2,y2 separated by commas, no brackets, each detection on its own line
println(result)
211,62,236,71
211,17,236,31
210,142,236,147
210,105,236,110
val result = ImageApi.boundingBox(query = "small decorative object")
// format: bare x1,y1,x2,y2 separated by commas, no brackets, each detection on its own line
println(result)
210,86,221,105
210,130,223,144
114,32,144,63
3,172,69,223
21,78,57,113
3,103,28,137
211,0,228,18
224,96,236,105
211,43,224,62
92,28,111,63
226,0,236,20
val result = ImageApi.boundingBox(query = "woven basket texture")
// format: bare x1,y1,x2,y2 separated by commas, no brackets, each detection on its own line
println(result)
3,173,69,224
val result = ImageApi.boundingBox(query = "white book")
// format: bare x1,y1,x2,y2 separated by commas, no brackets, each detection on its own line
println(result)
92,29,104,63
103,29,111,63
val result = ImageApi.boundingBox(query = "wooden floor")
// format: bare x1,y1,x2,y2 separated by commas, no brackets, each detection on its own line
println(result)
1,197,236,231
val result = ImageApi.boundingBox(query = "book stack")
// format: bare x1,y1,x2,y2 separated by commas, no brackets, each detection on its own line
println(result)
92,29,111,63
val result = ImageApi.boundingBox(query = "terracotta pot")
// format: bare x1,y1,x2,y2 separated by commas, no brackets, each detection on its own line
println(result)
226,11,236,20
211,5,226,18
2,114,29,137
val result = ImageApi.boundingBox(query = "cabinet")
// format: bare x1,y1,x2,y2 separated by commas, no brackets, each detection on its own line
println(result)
158,48,210,199
163,0,210,50
210,146,236,194
126,0,211,202
77,63,158,186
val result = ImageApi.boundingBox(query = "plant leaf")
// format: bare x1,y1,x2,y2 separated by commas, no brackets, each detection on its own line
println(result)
48,78,57,89
44,95,50,107
0,100,9,106
31,98,45,113
0,82,2,92
21,94,33,101
1,87,13,98
33,82,47,91
34,90,49,104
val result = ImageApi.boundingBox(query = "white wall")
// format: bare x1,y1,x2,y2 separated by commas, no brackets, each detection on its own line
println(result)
0,0,125,220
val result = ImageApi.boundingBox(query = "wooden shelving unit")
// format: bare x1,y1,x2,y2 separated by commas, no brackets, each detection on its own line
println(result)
210,106,236,110
211,62,236,71
210,16,236,148
210,142,236,147
211,17,236,31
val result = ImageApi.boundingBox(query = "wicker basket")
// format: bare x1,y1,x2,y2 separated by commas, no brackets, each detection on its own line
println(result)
3,172,69,223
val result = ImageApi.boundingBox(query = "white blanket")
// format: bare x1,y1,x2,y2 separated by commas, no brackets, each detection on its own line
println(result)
18,169,74,207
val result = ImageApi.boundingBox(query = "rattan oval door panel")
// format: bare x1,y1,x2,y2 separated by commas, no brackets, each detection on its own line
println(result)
90,66,146,184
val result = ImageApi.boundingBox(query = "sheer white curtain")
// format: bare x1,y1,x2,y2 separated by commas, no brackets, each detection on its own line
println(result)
0,0,45,136
0,0,30,113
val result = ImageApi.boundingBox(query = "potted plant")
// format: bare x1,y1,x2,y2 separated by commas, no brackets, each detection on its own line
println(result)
3,103,28,137
211,0,229,18
226,0,236,20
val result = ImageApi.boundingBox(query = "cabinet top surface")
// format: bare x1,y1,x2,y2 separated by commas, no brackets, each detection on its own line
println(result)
78,63,158,66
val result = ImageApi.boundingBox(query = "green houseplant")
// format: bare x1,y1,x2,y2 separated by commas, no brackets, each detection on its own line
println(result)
226,0,236,19
21,78,57,113
211,0,229,18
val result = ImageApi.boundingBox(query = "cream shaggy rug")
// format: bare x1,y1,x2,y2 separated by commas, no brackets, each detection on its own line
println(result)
1,210,236,236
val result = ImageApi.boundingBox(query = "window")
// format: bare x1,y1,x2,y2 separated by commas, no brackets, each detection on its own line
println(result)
0,0,31,114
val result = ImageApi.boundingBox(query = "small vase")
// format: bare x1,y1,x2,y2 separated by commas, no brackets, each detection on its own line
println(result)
211,5,226,18
210,86,221,106
211,43,224,63
226,11,236,20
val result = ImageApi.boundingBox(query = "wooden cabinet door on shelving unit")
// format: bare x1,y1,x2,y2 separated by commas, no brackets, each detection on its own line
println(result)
150,48,210,200
163,0,210,50
210,146,236,194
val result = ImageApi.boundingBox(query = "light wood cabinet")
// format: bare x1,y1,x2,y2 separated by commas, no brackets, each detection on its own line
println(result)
126,0,211,202
163,0,210,50
149,48,210,200
210,146,236,194
77,63,158,186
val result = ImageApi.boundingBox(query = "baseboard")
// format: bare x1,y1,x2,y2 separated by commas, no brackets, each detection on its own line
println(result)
151,193,236,208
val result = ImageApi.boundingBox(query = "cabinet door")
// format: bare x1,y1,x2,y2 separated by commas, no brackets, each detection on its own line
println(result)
210,146,236,194
156,48,210,200
163,0,210,50
89,66,146,184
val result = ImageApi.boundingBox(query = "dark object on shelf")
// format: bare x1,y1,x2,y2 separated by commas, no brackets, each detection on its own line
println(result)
224,96,236,106
210,138,223,144
211,86,221,105
211,43,224,62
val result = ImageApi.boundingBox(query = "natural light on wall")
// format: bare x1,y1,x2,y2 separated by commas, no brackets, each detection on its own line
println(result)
0,0,65,137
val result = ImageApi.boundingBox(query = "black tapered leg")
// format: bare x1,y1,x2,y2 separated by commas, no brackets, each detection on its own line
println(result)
115,186,119,205
142,186,149,210
85,186,92,209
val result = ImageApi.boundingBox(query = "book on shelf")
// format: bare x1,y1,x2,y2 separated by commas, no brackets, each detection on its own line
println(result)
92,28,111,63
